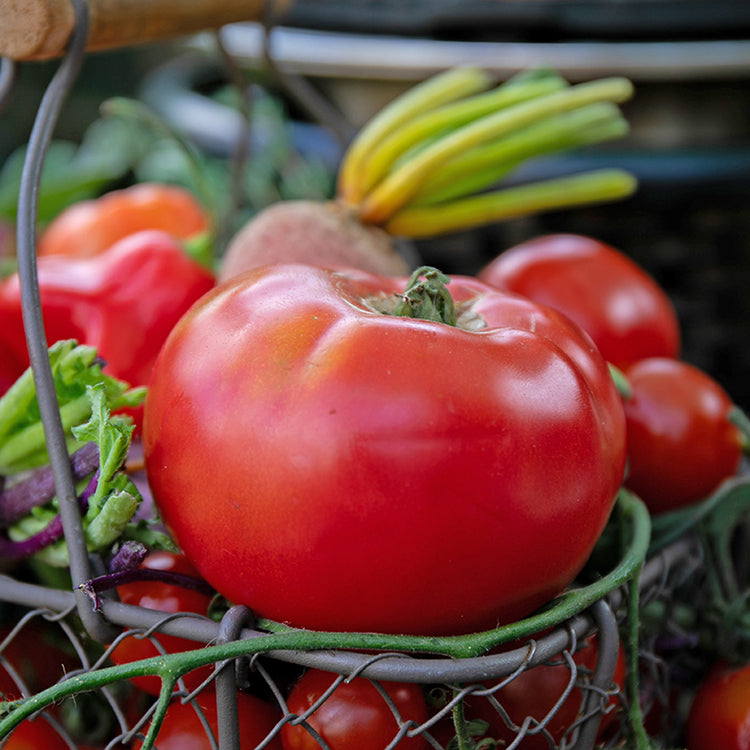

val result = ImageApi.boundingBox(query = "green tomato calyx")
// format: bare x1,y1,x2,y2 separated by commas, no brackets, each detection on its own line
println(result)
392,266,457,326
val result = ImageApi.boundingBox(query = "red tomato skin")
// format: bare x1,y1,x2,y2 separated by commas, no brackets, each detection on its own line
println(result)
478,234,681,370
622,357,742,513
2,717,71,749
132,691,283,750
0,620,79,701
144,264,626,635
686,662,750,750
461,636,626,749
281,669,428,750
109,552,215,696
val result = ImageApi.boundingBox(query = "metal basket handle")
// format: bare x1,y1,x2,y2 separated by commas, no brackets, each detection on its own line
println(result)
0,0,292,61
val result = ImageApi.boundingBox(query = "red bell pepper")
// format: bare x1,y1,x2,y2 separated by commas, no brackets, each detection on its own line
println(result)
0,229,215,425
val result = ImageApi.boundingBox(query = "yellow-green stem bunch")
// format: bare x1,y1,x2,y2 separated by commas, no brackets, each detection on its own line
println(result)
337,67,637,238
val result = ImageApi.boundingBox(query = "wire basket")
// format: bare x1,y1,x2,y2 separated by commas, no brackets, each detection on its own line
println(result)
0,2,740,749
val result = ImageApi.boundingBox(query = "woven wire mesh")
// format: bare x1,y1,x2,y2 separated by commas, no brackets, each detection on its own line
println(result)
0,535,700,749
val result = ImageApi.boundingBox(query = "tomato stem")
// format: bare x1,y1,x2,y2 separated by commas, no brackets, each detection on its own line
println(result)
391,266,457,326
451,693,476,750
729,405,750,455
608,363,633,400
619,500,654,749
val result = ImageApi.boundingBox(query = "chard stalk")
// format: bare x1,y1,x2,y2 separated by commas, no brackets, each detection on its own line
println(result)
385,170,637,238
354,71,569,201
357,77,634,225
337,66,494,204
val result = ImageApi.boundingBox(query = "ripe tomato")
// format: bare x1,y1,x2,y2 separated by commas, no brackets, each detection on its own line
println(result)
281,669,428,750
0,620,78,700
686,661,750,750
132,691,283,750
622,357,742,513
478,234,681,370
450,635,626,749
109,552,215,696
144,264,626,635
2,717,72,749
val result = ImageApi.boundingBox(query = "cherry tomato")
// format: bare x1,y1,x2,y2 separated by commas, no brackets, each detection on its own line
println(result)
686,661,750,750
446,635,626,749
144,264,626,635
281,669,428,750
132,691,283,750
2,716,72,749
478,233,681,370
0,620,78,700
109,552,215,696
622,357,742,513
38,183,210,258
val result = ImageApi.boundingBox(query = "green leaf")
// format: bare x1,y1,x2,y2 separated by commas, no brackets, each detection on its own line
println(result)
0,340,145,474
71,383,142,551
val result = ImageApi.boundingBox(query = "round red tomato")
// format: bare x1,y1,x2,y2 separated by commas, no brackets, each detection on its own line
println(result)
144,264,626,635
0,620,79,701
449,635,626,749
281,669,428,750
132,691,283,750
109,552,215,696
622,357,742,513
2,717,71,749
686,661,750,750
478,234,681,370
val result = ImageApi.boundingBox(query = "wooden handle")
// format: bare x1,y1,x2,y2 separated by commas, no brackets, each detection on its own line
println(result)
0,0,291,61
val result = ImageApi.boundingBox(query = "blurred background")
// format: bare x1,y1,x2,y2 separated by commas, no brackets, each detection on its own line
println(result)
2,0,750,409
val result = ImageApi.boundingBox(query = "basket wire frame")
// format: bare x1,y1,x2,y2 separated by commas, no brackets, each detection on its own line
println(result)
0,2,700,748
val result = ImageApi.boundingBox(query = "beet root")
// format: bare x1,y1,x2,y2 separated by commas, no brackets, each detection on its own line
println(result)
218,200,411,283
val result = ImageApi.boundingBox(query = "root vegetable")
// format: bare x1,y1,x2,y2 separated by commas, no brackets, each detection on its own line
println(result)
219,200,409,281
219,67,637,282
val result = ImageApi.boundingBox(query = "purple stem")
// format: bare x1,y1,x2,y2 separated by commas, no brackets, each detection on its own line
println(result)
0,442,99,526
109,540,148,573
0,472,97,561
82,568,216,598
79,564,216,611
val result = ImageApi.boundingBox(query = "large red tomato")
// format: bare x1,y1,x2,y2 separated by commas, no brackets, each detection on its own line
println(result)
622,357,742,513
281,669,428,750
478,234,681,370
144,264,626,635
686,661,750,750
